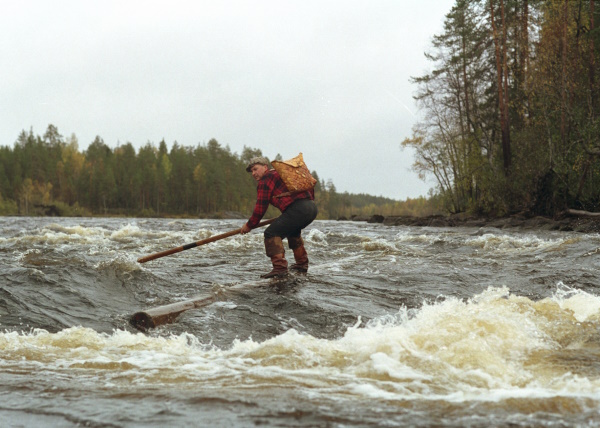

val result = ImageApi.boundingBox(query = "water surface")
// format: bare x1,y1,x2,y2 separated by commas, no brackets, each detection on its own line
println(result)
1,217,599,427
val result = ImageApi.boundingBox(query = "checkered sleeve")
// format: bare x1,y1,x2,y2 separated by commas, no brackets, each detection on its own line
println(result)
246,176,273,228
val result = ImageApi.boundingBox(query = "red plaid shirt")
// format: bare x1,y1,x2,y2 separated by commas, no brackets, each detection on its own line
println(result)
246,169,314,228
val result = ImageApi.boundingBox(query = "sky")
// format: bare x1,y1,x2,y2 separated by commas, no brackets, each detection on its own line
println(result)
2,0,455,201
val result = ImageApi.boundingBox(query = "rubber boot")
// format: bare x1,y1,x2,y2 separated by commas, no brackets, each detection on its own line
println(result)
261,237,288,278
288,237,309,273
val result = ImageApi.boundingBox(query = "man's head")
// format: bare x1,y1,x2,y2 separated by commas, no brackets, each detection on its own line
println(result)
246,156,270,181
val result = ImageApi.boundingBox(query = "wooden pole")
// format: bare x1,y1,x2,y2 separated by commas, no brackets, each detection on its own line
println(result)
137,218,276,263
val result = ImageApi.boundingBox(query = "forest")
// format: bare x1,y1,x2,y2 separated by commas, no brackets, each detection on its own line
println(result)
0,125,432,219
402,0,600,216
5,1,598,220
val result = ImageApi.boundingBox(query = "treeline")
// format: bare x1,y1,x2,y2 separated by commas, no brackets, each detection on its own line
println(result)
321,188,441,218
0,125,435,218
403,0,600,216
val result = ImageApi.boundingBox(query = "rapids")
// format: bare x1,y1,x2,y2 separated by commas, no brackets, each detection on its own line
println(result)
1,216,599,427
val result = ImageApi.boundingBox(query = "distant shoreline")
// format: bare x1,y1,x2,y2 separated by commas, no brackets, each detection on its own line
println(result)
343,211,600,234
3,210,600,233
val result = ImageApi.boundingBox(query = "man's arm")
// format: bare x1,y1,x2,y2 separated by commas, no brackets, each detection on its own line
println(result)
245,177,272,229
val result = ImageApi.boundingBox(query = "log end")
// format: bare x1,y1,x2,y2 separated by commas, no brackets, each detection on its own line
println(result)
128,299,201,331
129,311,156,331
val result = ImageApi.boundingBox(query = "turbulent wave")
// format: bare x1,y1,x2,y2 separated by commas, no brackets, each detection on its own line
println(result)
1,217,599,427
2,285,599,401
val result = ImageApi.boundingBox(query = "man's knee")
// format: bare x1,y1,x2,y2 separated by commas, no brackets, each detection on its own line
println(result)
264,237,285,257
264,224,279,239
288,236,304,250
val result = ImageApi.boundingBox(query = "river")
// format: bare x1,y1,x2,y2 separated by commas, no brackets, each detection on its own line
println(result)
1,216,599,427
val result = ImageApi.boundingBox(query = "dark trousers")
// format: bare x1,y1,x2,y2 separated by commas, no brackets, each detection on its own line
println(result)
264,199,318,240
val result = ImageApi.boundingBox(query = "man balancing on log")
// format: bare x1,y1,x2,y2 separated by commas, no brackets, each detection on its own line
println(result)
240,156,318,278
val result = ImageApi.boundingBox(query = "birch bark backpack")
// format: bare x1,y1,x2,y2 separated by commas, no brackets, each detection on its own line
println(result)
271,153,317,198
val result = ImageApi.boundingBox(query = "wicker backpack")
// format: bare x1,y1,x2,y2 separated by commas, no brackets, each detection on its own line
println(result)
271,153,317,197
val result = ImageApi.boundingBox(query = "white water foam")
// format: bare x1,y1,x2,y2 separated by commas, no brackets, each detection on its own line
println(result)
2,285,599,403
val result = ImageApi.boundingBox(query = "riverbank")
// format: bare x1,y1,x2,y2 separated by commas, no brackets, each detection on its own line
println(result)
346,210,600,234
6,206,600,233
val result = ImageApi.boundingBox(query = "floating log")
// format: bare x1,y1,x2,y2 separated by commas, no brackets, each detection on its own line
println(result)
129,276,301,331
129,293,216,330
566,209,600,217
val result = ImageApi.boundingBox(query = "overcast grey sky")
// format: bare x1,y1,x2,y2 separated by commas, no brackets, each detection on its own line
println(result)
2,0,454,200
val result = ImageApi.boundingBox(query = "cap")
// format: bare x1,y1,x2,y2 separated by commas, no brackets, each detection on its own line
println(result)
245,156,270,172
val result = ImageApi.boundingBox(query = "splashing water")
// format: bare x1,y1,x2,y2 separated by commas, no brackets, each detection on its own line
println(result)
1,217,599,427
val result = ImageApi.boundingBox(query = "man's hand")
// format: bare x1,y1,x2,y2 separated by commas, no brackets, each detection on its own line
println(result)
240,223,251,235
